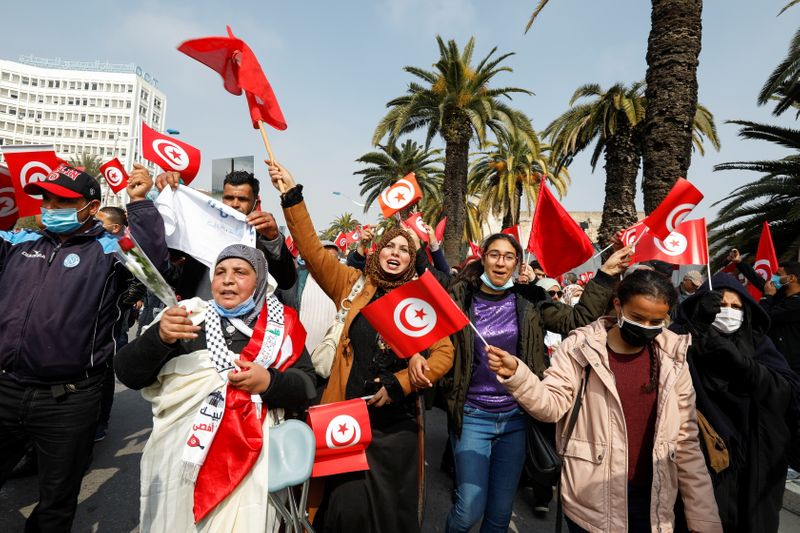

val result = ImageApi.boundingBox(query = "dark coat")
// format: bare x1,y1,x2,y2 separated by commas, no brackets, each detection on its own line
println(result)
672,273,800,533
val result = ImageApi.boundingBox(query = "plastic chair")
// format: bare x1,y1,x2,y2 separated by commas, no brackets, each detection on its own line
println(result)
268,419,316,533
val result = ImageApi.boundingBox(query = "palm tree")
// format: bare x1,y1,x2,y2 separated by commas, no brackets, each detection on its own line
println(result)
758,2,800,116
355,140,444,222
710,121,800,262
373,36,537,265
319,212,361,242
545,82,719,246
524,0,705,214
68,153,103,177
468,128,568,229
545,82,646,246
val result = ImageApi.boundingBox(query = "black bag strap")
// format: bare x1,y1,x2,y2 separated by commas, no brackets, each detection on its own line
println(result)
555,365,591,533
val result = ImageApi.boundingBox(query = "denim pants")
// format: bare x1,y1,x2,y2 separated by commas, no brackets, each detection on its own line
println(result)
446,404,527,533
0,371,103,532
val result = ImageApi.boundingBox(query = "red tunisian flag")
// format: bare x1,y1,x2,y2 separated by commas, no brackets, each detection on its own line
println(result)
404,212,429,242
749,221,779,299
501,224,523,245
141,122,201,183
2,145,63,217
308,398,372,477
285,234,298,258
178,26,287,130
193,303,305,522
618,220,647,247
377,173,422,218
361,271,469,359
633,218,709,266
0,165,19,230
468,241,482,259
643,178,703,241
98,158,129,194
527,181,594,277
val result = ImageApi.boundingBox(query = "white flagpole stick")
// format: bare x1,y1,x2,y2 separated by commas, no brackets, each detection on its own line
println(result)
592,243,613,259
632,226,650,247
469,320,490,348
258,120,285,193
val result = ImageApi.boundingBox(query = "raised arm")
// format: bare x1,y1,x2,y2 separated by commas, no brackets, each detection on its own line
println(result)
125,164,169,272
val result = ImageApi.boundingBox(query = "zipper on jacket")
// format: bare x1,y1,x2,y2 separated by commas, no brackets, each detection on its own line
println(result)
47,242,63,265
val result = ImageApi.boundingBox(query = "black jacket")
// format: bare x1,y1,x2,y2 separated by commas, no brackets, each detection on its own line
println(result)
115,316,316,413
672,273,800,533
0,201,169,385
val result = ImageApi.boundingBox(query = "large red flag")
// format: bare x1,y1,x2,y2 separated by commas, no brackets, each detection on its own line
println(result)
377,173,423,218
307,398,372,477
527,182,594,277
178,26,287,130
360,271,469,359
748,221,779,299
1,145,63,217
501,224,523,245
141,122,201,182
643,178,703,241
404,212,429,242
98,158,129,194
0,165,19,230
633,218,709,266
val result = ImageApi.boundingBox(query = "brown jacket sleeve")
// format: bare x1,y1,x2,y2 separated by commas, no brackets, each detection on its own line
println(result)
282,198,360,308
393,336,455,395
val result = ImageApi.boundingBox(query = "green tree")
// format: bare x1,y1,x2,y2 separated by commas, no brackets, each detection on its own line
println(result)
374,36,537,264
355,140,444,222
545,82,719,246
710,121,800,262
525,0,705,214
468,128,568,229
68,153,103,177
319,212,361,242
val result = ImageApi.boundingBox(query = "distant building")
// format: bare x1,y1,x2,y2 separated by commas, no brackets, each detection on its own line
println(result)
0,55,167,206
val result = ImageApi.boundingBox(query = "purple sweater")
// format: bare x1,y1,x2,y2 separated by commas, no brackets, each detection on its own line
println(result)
466,291,518,412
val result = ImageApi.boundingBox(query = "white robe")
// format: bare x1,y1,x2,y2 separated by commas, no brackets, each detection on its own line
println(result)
139,347,281,533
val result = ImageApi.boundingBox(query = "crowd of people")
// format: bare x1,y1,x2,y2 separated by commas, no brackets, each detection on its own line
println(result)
0,160,798,533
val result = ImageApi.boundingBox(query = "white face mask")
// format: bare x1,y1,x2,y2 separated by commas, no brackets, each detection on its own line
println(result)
712,307,743,334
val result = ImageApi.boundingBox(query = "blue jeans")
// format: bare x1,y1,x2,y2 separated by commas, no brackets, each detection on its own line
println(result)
446,404,527,533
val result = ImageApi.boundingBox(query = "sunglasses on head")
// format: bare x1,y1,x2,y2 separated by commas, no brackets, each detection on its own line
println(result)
548,290,563,297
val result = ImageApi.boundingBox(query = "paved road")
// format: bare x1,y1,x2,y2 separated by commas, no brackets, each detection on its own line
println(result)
2,377,798,532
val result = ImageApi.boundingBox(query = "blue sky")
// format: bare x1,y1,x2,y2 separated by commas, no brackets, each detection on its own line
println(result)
4,1,798,232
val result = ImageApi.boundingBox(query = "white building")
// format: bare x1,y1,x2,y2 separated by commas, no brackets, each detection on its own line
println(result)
0,55,167,206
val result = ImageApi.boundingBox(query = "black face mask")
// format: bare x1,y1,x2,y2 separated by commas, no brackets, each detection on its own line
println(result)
617,314,662,347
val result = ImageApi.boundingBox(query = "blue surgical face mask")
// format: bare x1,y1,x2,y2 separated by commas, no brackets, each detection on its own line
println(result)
41,203,92,234
772,274,783,291
480,272,514,291
210,296,256,318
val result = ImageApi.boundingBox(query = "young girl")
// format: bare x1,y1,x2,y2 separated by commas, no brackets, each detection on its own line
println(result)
488,269,722,532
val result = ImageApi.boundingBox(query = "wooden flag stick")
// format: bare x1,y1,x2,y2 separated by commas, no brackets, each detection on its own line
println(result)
258,120,285,193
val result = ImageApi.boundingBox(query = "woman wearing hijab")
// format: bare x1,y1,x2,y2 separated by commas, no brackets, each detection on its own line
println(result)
267,163,454,533
116,244,316,532
672,272,800,533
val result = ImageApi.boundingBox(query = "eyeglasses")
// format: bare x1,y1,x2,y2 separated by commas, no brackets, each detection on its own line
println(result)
485,251,517,263
548,290,563,298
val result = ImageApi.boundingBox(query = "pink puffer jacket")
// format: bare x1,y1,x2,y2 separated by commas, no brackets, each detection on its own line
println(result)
501,317,721,533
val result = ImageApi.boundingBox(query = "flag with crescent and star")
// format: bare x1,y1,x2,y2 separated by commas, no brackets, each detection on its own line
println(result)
642,178,703,241
99,158,129,194
376,172,423,218
633,218,709,266
748,221,778,299
0,165,19,230
1,144,64,217
141,122,201,182
360,271,469,359
307,398,372,477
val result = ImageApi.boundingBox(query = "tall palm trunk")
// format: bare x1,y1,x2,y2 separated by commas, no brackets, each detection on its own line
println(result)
641,0,702,213
441,113,472,265
501,183,522,229
598,124,640,247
